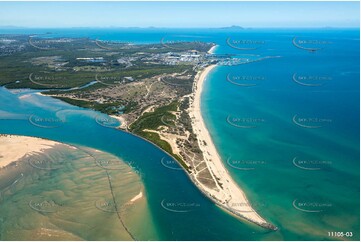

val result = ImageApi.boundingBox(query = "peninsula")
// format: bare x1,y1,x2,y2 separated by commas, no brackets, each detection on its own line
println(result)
0,35,276,230
189,65,275,229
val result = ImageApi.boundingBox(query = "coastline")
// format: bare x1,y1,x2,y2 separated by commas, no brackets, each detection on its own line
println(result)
0,133,154,240
2,43,275,230
0,134,60,168
207,44,218,54
188,65,277,230
110,114,128,129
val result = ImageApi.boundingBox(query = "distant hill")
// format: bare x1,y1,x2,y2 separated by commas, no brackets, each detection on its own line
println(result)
219,25,245,30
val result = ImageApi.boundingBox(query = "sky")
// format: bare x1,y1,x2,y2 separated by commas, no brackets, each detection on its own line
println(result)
0,1,359,28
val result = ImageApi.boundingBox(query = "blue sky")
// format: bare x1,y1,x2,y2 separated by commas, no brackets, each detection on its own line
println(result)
0,1,359,28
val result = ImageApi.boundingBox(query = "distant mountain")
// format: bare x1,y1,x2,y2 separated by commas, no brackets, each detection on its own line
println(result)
219,25,245,30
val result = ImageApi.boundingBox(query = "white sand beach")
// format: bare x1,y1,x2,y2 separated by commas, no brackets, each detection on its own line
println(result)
207,45,218,54
110,115,128,129
130,191,143,202
0,135,59,168
188,65,273,228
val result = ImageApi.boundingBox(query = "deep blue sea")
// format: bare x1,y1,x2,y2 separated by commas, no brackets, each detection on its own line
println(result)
0,28,359,240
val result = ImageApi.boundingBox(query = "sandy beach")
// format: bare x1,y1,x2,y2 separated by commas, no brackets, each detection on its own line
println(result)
110,115,128,129
130,191,143,202
188,65,275,229
0,134,60,168
207,45,218,54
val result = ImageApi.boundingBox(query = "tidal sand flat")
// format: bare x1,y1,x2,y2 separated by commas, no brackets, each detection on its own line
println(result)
0,135,157,240
0,135,59,168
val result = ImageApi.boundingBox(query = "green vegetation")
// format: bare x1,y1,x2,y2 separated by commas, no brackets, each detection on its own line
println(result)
54,96,131,115
0,35,211,89
0,34,211,174
130,102,178,132
129,101,190,171
140,131,187,170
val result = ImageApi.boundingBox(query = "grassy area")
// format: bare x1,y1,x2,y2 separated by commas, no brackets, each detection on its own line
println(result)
140,131,188,170
52,96,132,115
129,101,190,172
130,101,177,132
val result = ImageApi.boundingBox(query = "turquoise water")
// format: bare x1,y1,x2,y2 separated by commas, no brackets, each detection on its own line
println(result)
0,28,359,240
202,29,360,240
0,87,275,240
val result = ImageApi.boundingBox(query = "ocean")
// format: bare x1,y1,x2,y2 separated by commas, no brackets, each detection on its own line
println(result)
0,28,359,240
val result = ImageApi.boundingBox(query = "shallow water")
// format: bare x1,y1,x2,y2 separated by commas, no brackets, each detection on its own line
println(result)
0,144,156,240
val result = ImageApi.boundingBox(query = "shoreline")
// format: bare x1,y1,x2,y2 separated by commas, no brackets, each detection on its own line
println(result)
188,65,277,230
0,134,60,168
207,44,218,54
110,115,128,130
1,75,276,230
2,44,275,229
